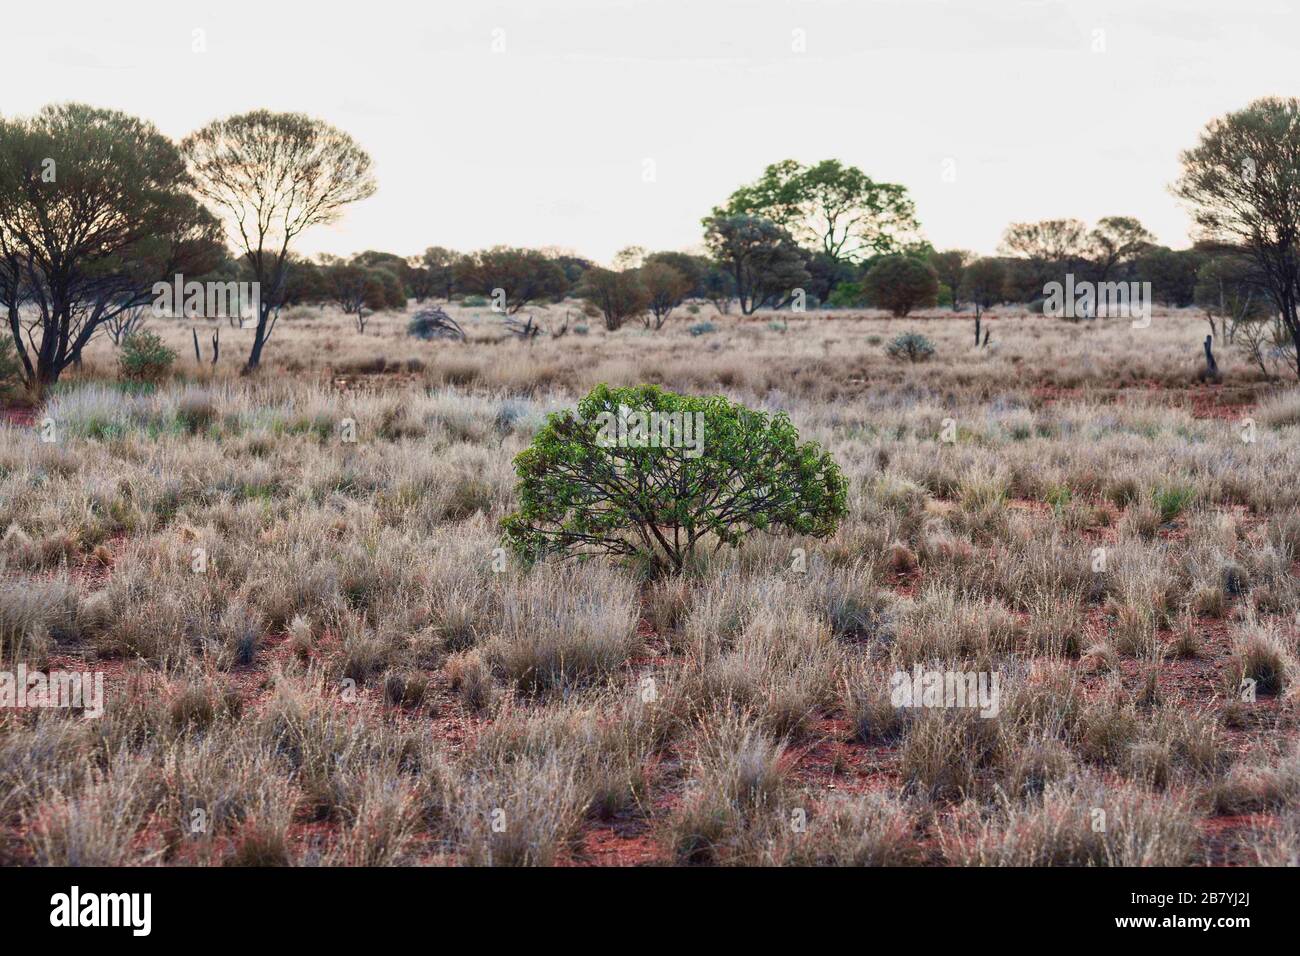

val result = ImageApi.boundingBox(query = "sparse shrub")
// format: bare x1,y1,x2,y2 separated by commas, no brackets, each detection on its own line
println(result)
1171,616,1202,658
645,575,693,636
28,759,161,866
503,384,848,572
811,567,892,643
1079,697,1141,764
885,332,936,363
775,794,923,866
687,321,716,336
900,708,1003,800
226,816,293,867
1210,746,1300,814
481,563,639,695
1004,738,1076,797
450,749,589,866
1111,603,1159,657
0,579,103,661
329,777,421,866
849,672,910,744
169,682,218,732
117,330,176,384
668,710,789,865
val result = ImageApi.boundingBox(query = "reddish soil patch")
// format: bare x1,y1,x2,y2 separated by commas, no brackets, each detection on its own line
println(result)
0,405,37,429
1029,383,1262,421
1201,814,1276,866
787,717,902,797
570,821,662,866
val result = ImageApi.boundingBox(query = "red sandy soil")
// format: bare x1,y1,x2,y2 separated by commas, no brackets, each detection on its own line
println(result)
0,405,37,429
1030,382,1262,422
570,820,662,867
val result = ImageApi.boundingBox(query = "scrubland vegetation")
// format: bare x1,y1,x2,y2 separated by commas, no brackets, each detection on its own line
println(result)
1,302,1297,867
3,94,1300,868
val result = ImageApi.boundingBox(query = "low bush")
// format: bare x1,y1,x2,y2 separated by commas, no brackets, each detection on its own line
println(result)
886,332,936,363
118,330,176,384
502,383,848,572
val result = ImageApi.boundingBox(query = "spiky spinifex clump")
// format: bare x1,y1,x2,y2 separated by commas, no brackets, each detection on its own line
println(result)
502,383,848,572
407,307,465,341
886,332,936,363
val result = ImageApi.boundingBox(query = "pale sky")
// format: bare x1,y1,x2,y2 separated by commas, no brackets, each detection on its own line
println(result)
7,0,1299,264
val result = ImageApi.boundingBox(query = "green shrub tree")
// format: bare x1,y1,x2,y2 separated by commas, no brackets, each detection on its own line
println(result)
577,267,649,331
714,159,920,262
863,255,938,317
503,384,848,572
118,329,177,384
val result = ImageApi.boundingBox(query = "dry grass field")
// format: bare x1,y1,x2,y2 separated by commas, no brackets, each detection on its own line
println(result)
2,302,1298,866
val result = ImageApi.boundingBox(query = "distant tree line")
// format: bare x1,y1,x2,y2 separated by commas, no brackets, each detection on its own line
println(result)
6,98,1300,395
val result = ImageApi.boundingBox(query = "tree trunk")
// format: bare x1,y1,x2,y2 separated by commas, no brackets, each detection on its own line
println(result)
35,355,60,399
1204,335,1219,379
244,302,272,371
1283,298,1300,382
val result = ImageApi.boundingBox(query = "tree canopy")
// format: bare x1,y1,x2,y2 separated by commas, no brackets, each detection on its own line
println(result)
182,110,376,369
455,247,569,314
1176,96,1300,379
0,103,224,393
714,159,920,263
